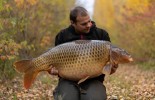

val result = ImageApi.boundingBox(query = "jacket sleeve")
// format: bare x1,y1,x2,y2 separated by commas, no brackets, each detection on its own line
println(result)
96,28,111,42
101,29,111,42
55,31,64,46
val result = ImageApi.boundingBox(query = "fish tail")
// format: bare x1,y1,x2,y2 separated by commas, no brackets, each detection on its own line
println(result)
24,70,39,89
13,60,32,73
13,60,38,89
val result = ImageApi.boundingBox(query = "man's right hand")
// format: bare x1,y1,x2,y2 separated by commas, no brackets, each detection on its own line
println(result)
48,66,59,75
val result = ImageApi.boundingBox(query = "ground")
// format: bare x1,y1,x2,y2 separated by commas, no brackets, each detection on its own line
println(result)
0,64,155,100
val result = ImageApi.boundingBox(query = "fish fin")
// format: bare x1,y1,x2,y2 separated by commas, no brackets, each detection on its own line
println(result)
78,76,90,84
13,60,32,73
24,71,39,89
110,49,119,64
102,63,112,75
14,59,38,89
110,64,118,75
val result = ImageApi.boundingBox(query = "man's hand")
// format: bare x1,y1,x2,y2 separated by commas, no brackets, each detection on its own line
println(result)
48,66,59,75
110,64,118,75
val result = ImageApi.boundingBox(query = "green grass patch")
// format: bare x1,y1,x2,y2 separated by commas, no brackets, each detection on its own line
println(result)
38,72,58,85
137,60,155,71
13,94,18,100
107,76,132,89
0,59,17,81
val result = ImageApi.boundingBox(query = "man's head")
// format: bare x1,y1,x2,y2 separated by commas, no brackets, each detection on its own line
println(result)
70,6,92,34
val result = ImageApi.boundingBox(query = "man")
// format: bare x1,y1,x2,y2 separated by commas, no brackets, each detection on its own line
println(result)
50,6,118,100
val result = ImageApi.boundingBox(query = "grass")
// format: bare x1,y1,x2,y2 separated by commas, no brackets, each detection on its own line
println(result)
137,60,155,71
38,72,58,85
13,94,18,100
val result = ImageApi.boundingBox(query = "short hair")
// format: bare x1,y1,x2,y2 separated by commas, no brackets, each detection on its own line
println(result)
70,6,88,23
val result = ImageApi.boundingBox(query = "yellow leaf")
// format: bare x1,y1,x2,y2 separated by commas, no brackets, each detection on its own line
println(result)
14,0,24,7
27,0,38,5
125,0,150,14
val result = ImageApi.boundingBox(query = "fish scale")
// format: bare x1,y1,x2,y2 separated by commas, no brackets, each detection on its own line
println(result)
50,41,110,80
13,40,133,89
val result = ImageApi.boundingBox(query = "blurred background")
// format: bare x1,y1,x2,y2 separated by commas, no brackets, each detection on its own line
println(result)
0,0,155,96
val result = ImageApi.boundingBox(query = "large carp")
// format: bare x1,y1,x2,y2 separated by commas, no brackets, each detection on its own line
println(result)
13,40,133,89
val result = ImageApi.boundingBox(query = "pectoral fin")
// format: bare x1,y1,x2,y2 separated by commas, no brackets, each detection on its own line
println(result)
102,63,112,75
78,76,90,84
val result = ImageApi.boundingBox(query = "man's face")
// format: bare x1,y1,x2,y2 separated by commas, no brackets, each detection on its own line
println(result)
72,15,92,34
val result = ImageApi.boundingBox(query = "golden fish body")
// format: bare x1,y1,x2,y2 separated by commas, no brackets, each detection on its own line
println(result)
33,40,110,80
14,40,133,89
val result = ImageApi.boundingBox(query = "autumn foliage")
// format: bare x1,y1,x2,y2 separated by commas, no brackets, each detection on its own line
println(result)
0,0,74,80
94,0,155,67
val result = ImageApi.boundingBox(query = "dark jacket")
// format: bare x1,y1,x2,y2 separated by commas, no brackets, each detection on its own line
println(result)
55,21,111,82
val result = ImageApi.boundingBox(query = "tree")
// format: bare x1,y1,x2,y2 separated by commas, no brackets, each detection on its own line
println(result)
0,0,75,80
94,0,155,64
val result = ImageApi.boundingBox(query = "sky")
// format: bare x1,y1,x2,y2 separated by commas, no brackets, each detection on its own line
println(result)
75,0,95,19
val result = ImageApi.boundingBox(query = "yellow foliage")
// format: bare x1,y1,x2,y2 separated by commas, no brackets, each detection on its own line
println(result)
94,0,152,29
0,39,21,61
94,0,155,61
14,0,24,7
93,0,115,29
40,35,51,47
125,0,150,13
27,0,38,5
14,0,37,7
153,21,155,26
0,0,3,11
